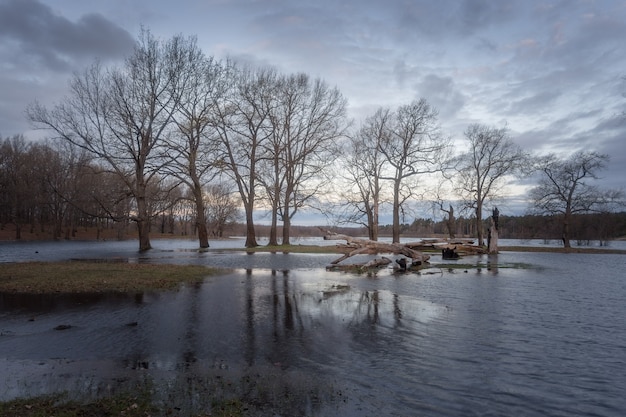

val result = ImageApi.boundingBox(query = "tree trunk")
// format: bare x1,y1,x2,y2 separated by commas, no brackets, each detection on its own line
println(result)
488,225,498,254
268,201,279,246
372,192,379,241
196,217,209,248
268,157,280,246
282,205,291,246
392,179,401,243
194,195,209,249
476,203,484,246
244,203,258,248
136,191,152,251
562,214,571,249
447,205,456,239
137,217,152,251
366,205,375,240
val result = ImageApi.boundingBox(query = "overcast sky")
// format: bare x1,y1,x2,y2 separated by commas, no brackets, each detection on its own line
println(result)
1,0,625,221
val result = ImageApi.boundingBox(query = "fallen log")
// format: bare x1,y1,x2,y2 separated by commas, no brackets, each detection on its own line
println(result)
404,238,486,255
323,231,431,266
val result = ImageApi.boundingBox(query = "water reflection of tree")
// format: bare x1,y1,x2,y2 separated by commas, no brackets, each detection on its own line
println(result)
268,270,307,367
182,281,202,366
245,269,255,366
351,291,403,328
241,269,308,368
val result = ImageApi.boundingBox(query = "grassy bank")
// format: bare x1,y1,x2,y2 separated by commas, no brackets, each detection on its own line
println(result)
499,245,626,254
0,261,220,294
0,392,244,417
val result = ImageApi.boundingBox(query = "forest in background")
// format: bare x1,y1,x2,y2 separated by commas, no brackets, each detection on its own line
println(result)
2,210,625,247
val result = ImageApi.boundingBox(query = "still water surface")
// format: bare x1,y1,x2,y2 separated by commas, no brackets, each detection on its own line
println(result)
1,240,625,416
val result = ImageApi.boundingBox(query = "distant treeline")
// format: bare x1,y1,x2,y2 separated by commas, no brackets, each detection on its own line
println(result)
2,208,625,245
318,213,626,245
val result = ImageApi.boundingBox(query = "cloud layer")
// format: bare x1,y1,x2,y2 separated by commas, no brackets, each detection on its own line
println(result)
2,0,625,193
0,0,134,135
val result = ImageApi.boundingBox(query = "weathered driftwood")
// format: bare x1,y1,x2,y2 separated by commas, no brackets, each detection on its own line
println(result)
323,232,431,266
404,238,486,256
325,257,392,272
488,207,500,254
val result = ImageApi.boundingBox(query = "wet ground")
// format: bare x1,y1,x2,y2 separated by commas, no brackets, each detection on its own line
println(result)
1,241,626,416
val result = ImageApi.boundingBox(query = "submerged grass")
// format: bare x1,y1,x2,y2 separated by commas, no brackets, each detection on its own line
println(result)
0,392,156,417
0,392,244,417
242,244,339,253
0,261,220,294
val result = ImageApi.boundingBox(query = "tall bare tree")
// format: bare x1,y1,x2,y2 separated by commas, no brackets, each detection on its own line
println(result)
215,66,277,247
339,108,390,240
378,99,449,243
164,39,230,248
28,30,186,251
529,151,622,248
265,73,347,245
454,123,527,246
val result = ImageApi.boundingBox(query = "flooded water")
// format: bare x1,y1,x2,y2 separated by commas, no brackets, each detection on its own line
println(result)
1,240,626,416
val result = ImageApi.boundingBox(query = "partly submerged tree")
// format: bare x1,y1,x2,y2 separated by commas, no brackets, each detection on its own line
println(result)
529,151,623,248
454,123,528,246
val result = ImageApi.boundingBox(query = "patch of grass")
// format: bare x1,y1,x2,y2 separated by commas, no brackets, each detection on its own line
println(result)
211,398,245,416
0,392,155,417
500,245,626,254
438,261,533,270
0,261,221,294
242,244,339,254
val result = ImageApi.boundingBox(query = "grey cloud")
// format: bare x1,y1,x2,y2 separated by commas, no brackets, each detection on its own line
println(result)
505,90,562,116
393,0,521,42
514,110,623,157
0,0,134,135
414,74,467,119
0,0,134,71
393,59,409,88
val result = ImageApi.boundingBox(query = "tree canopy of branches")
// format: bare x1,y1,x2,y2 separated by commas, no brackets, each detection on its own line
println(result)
529,151,623,248
214,66,277,247
454,123,528,246
262,73,347,245
28,29,189,251
378,99,449,243
163,41,230,248
339,108,390,240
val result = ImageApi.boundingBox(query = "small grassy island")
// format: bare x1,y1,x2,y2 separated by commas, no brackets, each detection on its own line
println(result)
0,261,219,294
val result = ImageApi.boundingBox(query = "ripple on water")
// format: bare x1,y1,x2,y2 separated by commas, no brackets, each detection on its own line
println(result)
1,251,625,416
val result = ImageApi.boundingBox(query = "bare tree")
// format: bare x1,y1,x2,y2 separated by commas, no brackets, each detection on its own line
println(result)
378,99,449,243
339,108,390,240
264,73,347,245
205,182,241,238
529,151,622,248
28,30,186,251
164,39,230,248
454,123,527,246
214,66,277,247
